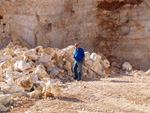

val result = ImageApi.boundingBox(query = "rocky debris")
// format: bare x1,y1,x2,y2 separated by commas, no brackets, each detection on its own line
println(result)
122,62,132,71
0,41,112,110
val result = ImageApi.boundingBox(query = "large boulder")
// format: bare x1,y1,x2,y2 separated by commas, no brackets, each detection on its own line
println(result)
30,90,42,98
90,53,102,63
0,94,11,105
0,103,7,112
101,59,110,68
42,81,61,98
63,61,72,73
39,53,51,63
62,45,76,55
24,49,39,60
85,52,91,61
14,60,31,71
2,53,12,60
19,77,33,91
34,65,49,80
91,62,103,74
122,62,132,71
0,83,24,94
43,48,56,59
145,69,150,76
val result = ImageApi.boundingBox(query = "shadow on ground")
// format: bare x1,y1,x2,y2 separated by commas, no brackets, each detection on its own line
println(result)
110,80,133,83
59,97,84,103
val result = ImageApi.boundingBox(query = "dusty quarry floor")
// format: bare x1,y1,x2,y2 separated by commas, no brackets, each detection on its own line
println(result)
10,74,150,113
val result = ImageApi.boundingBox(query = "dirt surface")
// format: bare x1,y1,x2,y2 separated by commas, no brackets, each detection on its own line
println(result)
10,74,150,113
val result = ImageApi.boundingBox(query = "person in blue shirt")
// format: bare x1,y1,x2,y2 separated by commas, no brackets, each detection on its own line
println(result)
73,43,85,81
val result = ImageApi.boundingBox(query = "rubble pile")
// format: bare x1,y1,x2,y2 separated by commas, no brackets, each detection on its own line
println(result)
0,41,111,111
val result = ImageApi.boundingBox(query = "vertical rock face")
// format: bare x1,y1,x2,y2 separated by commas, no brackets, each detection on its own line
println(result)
0,0,150,69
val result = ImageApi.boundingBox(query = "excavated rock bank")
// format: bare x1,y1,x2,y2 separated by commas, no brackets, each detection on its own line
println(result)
0,40,112,112
0,0,150,70
0,40,149,112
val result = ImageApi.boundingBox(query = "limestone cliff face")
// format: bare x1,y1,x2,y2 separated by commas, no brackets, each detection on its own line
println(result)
0,0,150,70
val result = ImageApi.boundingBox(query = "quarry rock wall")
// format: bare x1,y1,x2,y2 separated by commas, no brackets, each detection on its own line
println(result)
0,0,150,70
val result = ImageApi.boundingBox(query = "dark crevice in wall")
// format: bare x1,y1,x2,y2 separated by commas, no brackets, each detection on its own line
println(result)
97,0,143,11
0,15,3,19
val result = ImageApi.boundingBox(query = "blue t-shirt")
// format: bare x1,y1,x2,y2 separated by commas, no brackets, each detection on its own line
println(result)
74,47,85,61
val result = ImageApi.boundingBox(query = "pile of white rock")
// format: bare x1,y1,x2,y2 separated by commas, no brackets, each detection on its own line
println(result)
0,41,110,111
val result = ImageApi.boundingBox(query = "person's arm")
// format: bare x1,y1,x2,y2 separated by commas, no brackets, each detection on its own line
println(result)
82,49,86,65
83,57,86,65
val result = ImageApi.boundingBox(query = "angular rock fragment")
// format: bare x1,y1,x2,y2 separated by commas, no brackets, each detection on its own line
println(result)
14,60,31,71
0,103,7,112
122,62,132,71
63,61,71,72
30,90,42,98
0,94,11,105
101,59,110,68
34,65,49,80
24,49,39,60
90,53,102,62
20,77,33,91
145,69,150,76
85,52,91,61
42,81,61,98
39,53,51,63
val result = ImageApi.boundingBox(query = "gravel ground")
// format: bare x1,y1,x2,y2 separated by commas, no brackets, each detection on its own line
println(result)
10,74,150,113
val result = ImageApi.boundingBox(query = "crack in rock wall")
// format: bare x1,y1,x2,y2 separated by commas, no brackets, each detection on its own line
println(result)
0,0,150,70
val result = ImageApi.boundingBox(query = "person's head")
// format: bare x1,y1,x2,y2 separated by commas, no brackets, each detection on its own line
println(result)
75,43,79,49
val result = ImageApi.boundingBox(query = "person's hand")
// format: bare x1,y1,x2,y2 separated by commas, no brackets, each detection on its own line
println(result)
83,60,86,65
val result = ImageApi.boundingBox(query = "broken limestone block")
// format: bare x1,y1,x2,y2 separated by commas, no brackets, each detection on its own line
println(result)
6,71,27,81
101,59,110,68
6,77,14,86
85,51,90,61
63,45,76,55
86,59,93,67
14,60,31,71
34,46,43,55
0,61,10,69
50,84,61,98
63,61,71,72
3,53,12,60
42,81,61,98
145,69,150,76
0,103,7,112
1,84,24,94
33,83,43,91
30,90,42,98
0,94,11,105
43,48,56,59
11,92,25,99
34,65,49,80
24,49,39,60
50,68,59,76
39,53,51,63
122,62,132,71
31,75,38,83
90,53,101,62
91,62,103,74
20,77,33,91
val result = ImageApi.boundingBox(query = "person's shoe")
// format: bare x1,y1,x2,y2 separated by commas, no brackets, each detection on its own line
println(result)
77,79,81,81
74,77,78,80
